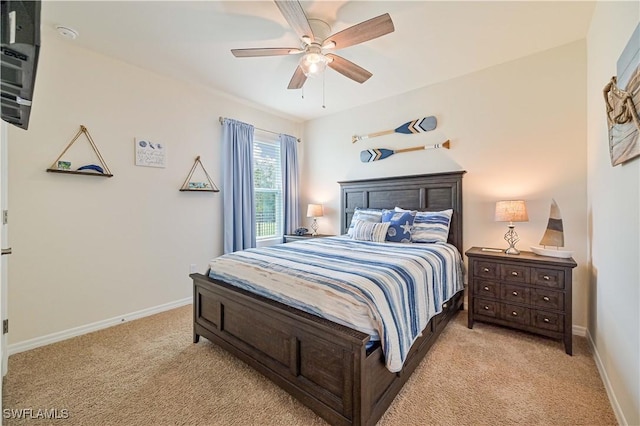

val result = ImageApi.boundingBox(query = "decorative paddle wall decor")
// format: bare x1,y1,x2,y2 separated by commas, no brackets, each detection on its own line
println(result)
360,140,449,163
352,116,437,143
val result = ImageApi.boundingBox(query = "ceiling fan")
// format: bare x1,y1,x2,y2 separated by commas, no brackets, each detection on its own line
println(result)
231,1,395,90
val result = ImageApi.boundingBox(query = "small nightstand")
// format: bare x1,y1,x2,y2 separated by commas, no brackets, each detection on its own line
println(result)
465,247,577,355
283,234,333,243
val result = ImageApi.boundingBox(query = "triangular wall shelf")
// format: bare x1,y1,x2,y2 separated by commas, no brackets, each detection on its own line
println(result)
46,125,113,177
180,156,219,192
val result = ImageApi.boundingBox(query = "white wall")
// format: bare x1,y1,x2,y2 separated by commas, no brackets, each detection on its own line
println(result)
6,31,300,344
303,42,588,325
586,3,639,425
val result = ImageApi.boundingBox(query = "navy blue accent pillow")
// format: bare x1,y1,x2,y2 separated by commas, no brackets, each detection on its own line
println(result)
381,209,416,243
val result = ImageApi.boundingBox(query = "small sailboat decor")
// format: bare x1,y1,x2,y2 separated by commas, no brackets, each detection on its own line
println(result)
531,199,573,258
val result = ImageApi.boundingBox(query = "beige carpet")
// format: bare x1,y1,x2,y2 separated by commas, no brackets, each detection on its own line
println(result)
3,306,616,425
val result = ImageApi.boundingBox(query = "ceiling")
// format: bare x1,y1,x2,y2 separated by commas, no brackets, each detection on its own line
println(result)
41,1,596,122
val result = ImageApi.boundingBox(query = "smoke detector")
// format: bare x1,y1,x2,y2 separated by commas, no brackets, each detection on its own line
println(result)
55,25,78,40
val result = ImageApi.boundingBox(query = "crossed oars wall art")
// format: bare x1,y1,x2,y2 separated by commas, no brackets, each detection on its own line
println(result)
360,140,450,162
352,116,437,143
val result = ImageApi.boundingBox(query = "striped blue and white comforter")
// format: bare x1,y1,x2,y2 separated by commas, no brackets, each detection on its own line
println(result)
208,237,464,372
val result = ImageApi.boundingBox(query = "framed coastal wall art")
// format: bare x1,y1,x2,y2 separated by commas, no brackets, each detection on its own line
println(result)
603,23,639,166
135,138,167,168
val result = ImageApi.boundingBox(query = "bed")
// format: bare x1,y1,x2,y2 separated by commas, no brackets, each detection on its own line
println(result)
192,171,465,426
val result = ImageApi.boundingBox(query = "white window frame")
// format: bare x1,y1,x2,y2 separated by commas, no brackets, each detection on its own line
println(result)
253,130,283,247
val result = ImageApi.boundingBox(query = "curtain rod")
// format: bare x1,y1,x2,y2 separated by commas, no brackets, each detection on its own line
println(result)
219,116,301,143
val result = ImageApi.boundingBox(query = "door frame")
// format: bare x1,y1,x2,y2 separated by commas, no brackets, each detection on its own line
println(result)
0,120,8,423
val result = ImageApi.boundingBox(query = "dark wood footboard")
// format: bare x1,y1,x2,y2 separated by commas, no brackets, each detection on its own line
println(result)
193,272,463,426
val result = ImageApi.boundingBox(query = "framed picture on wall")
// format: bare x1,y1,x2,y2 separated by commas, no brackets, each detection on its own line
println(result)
604,23,639,166
135,138,167,168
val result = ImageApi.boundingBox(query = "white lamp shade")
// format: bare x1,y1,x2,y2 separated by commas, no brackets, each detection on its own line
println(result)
495,200,529,222
306,204,324,218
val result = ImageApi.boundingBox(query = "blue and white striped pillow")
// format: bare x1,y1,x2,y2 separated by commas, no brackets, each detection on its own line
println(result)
395,207,453,243
352,220,390,242
347,208,383,236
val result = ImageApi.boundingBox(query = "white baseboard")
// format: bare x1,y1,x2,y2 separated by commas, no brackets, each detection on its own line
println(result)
8,298,192,356
585,328,628,426
572,324,587,336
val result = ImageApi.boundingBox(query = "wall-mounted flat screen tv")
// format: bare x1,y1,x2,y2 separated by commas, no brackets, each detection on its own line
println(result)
1,0,41,130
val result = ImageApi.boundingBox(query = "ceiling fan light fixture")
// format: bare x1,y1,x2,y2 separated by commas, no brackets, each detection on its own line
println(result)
299,45,328,78
299,53,328,77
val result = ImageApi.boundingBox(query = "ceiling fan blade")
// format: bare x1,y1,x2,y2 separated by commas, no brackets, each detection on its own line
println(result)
287,66,307,89
231,48,302,58
326,54,372,84
274,1,314,43
322,13,394,50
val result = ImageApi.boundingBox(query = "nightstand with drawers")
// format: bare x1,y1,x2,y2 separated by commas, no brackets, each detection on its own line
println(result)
465,247,577,355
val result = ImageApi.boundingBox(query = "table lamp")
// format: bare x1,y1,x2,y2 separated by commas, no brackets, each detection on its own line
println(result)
306,204,324,236
495,200,529,254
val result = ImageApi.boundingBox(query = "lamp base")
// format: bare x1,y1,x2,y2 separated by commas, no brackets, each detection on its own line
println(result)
311,218,319,236
505,247,521,255
503,225,521,255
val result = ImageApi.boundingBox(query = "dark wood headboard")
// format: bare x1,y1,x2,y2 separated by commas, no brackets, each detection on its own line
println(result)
338,171,466,253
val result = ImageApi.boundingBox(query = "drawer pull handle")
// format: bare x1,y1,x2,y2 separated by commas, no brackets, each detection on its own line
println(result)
512,291,518,296
483,286,490,291
511,271,519,276
484,306,490,310
543,275,550,280
511,311,518,316
483,267,490,273
544,318,550,323
543,296,550,302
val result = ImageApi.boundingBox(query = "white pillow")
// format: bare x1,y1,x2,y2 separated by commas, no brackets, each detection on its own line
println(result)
347,208,383,236
395,207,453,243
352,220,390,242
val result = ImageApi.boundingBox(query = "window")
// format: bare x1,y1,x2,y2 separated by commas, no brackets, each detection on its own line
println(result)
253,132,282,240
